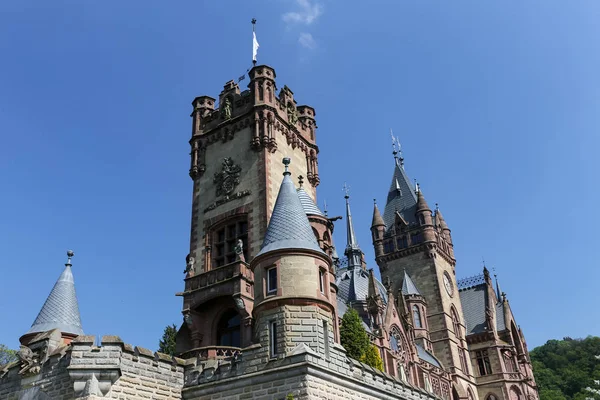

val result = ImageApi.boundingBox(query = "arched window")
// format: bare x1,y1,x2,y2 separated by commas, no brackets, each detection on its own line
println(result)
509,386,522,400
486,394,499,400
312,227,320,243
323,231,331,246
467,389,475,400
216,310,241,347
412,305,423,328
451,307,462,339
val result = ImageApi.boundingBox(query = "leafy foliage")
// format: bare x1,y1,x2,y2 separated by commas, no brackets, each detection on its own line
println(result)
340,308,370,360
531,336,600,400
158,324,177,356
361,344,384,371
0,344,17,366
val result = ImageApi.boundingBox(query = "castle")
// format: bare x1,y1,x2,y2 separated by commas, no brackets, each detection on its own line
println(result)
0,62,539,400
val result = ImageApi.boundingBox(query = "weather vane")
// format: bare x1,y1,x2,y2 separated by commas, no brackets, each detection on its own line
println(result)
343,182,350,198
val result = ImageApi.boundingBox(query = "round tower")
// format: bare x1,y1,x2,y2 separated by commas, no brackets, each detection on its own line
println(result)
251,158,338,359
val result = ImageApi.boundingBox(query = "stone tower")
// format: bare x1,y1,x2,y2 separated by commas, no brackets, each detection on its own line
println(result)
372,148,477,399
177,65,322,355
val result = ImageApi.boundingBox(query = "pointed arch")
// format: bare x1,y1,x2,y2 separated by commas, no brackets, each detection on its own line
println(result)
451,305,462,339
412,305,423,328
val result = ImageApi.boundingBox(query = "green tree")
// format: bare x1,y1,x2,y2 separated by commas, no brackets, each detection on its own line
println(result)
531,336,600,400
158,324,177,356
0,344,17,366
361,344,384,371
339,308,370,361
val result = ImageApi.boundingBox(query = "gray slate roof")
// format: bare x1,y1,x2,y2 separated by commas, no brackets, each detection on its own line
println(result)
458,278,506,335
401,270,421,295
383,159,418,231
297,187,324,217
416,344,443,368
257,172,324,257
336,267,388,305
27,264,83,336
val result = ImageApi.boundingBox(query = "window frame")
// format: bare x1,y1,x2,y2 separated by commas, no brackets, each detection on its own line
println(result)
267,266,278,295
319,268,326,294
212,217,248,269
269,320,278,358
476,350,492,376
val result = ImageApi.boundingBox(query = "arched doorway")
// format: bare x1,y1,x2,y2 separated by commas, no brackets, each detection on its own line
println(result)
216,309,241,347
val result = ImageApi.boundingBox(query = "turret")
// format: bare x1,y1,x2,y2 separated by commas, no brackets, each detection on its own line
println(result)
251,158,337,357
20,250,84,346
401,270,432,351
415,185,436,243
371,200,385,258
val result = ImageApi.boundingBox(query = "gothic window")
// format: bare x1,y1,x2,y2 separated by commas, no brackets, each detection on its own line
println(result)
384,240,394,253
451,307,462,339
267,267,277,295
216,310,241,347
476,350,492,376
413,305,423,328
396,236,408,249
267,85,272,102
390,334,400,352
213,218,248,268
411,233,423,245
258,84,264,101
509,386,522,400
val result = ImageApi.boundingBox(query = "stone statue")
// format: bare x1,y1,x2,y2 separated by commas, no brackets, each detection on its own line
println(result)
184,255,195,277
17,345,39,375
221,98,232,120
234,239,245,262
287,103,298,125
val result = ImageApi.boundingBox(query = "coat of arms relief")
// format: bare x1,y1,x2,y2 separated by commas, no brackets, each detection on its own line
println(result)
213,157,242,197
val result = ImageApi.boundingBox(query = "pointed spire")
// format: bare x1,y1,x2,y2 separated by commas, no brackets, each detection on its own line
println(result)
401,270,421,296
343,183,362,269
495,274,503,301
371,200,385,228
367,269,378,299
415,187,430,213
26,250,84,337
383,143,417,229
257,158,323,257
435,204,449,230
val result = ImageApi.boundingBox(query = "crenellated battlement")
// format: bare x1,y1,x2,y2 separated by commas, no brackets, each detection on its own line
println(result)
1,332,185,399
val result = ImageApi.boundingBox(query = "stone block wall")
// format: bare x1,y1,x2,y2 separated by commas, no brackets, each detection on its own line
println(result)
0,334,185,400
183,332,438,400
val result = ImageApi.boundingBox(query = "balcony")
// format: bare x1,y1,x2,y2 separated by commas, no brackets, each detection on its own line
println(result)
184,261,253,293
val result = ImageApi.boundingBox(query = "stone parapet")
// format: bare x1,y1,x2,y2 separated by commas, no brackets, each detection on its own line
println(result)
183,339,438,400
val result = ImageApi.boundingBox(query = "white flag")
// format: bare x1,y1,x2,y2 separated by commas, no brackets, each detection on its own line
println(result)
253,31,259,62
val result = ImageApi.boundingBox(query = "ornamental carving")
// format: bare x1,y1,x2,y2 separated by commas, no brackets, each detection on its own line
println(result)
213,157,242,197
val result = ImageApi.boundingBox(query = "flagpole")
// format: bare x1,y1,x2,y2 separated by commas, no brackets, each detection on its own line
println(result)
252,18,257,66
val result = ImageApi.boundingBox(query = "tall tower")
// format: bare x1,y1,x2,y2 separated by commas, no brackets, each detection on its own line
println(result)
373,146,476,399
177,65,322,355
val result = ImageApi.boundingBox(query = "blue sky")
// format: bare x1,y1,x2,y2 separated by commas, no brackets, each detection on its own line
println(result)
1,0,599,351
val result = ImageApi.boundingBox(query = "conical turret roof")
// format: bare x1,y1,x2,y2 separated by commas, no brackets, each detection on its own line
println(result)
435,206,449,230
371,201,385,227
26,251,83,337
257,159,324,257
415,187,431,213
297,187,325,217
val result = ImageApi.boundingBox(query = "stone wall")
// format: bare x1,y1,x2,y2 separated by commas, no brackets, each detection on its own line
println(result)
183,333,438,400
0,334,185,400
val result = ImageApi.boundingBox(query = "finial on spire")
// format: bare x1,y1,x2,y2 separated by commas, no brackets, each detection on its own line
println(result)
415,181,420,194
298,175,304,187
323,199,328,216
435,202,439,211
373,198,377,205
282,157,291,175
391,129,398,156
343,182,350,199
66,250,74,267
